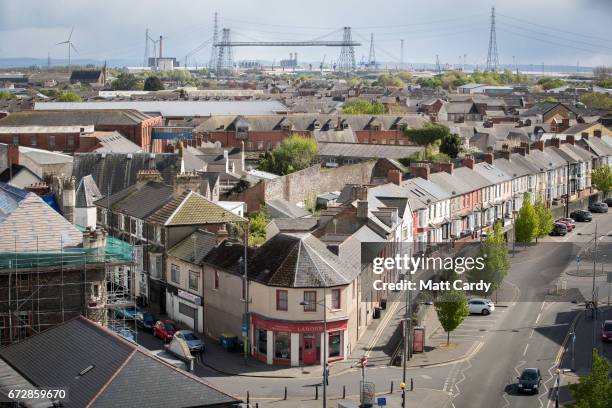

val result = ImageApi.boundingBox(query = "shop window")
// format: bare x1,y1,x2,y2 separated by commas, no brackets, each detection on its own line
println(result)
48,135,55,147
276,289,288,311
189,270,199,291
331,289,341,309
329,332,342,358
171,264,180,284
274,331,291,359
67,135,75,147
257,329,267,354
30,136,37,146
303,291,316,312
214,270,219,289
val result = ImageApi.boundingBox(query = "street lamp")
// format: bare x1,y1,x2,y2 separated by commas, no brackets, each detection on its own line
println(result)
300,288,330,408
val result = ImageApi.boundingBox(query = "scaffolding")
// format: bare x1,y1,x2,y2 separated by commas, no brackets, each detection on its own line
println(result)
0,230,134,346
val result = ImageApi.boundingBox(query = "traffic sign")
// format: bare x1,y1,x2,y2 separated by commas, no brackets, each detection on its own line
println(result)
377,396,387,406
576,255,581,263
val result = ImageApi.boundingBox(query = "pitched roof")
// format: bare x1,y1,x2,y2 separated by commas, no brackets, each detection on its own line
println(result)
0,109,151,126
167,229,218,264
70,70,103,81
78,131,143,154
75,174,102,208
0,316,239,408
150,191,246,226
316,142,423,159
267,198,310,219
94,181,176,219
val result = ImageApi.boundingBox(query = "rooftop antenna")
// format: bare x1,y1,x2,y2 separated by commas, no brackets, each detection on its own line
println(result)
485,6,499,72
56,26,77,72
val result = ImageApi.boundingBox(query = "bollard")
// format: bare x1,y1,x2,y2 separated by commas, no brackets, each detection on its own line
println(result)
342,385,346,399
256,404,259,408
411,378,414,391
284,386,287,400
390,380,394,394
315,385,319,400
246,391,250,404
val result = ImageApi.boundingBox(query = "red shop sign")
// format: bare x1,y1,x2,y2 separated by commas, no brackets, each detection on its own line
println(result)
252,314,348,333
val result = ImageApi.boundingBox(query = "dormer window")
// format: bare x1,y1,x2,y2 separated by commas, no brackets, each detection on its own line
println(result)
281,122,293,132
313,121,321,130
236,126,249,139
342,121,349,129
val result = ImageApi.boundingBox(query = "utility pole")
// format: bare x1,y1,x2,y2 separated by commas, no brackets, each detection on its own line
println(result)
485,6,499,72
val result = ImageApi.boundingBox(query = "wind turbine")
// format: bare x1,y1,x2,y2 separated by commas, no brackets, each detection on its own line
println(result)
56,27,77,71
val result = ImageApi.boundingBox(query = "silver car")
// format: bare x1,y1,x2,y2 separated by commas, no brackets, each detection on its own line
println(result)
174,330,205,353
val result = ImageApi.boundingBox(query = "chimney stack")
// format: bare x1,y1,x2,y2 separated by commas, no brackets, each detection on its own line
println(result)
387,169,402,185
7,144,19,167
434,162,454,174
62,176,76,224
565,135,575,145
549,138,561,148
532,140,544,151
410,165,430,180
352,185,368,201
515,147,527,156
136,169,163,184
462,156,475,169
357,200,369,219
483,153,494,164
520,142,530,155
82,226,108,257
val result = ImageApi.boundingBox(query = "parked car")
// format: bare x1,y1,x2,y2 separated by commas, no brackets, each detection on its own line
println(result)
174,330,205,353
555,218,574,232
117,328,135,343
517,367,542,393
604,198,612,207
468,298,495,315
602,320,612,342
550,222,568,236
154,320,178,342
136,313,158,332
588,202,609,213
114,306,143,320
570,210,593,222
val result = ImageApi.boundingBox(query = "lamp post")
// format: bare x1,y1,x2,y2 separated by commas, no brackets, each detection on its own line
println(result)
300,289,330,408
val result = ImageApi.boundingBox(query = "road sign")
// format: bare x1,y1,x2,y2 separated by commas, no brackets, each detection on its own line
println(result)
377,396,387,406
576,255,581,263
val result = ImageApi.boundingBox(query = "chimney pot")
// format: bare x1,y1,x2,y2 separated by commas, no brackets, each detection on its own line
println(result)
387,169,402,185
483,153,494,164
410,164,430,180
462,156,475,169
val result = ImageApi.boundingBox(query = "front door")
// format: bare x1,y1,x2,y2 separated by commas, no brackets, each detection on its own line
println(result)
302,335,317,365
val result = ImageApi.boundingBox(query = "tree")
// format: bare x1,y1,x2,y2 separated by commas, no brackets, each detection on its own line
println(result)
592,166,612,198
341,98,385,114
593,65,612,86
247,207,270,246
580,92,612,110
58,91,81,102
0,91,14,100
534,199,554,238
258,135,317,175
374,74,404,87
111,73,143,90
439,133,463,158
434,289,469,345
537,77,565,90
404,123,451,146
568,349,612,408
515,193,538,243
144,76,164,91
543,96,559,103
469,221,509,296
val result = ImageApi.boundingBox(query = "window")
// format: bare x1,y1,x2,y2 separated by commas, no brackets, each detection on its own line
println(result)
30,136,37,146
331,289,341,309
67,135,75,147
12,135,18,145
149,253,162,280
276,290,288,311
155,226,162,243
303,291,317,312
257,328,267,354
189,270,200,291
118,214,125,231
329,331,342,358
48,135,55,147
92,283,100,299
213,270,219,289
274,332,291,359
171,264,180,284
136,219,143,239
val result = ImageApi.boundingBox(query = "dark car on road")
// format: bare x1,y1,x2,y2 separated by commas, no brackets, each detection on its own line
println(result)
136,312,158,332
550,222,568,236
517,367,542,393
570,210,593,222
604,197,612,207
589,202,609,213
602,320,612,342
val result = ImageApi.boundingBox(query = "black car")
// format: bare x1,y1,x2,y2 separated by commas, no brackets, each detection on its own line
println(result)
604,198,612,208
517,367,542,393
550,222,567,236
136,313,158,332
570,210,593,222
588,202,609,213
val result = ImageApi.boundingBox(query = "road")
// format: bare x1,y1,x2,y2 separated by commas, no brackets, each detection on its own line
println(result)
132,211,612,408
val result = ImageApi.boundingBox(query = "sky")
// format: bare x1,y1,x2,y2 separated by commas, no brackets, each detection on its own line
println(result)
1,0,612,68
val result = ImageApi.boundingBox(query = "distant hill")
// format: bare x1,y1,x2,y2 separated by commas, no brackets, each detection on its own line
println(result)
0,57,140,68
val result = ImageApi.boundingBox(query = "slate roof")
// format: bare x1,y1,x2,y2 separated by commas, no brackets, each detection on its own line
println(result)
0,109,151,126
0,164,40,184
94,181,176,219
78,131,143,154
154,191,246,226
0,316,240,408
267,198,310,219
316,142,423,159
270,218,319,232
72,152,181,196
167,229,218,264
0,182,82,252
75,174,102,208
70,70,103,82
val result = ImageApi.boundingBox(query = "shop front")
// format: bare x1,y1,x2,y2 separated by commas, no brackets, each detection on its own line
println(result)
251,314,348,367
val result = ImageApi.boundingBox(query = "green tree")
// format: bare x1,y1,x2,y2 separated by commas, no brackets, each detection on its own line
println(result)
592,166,612,198
515,193,539,243
434,289,470,345
543,96,559,103
247,207,270,246
404,123,450,146
568,349,612,408
534,199,554,238
374,73,404,87
58,91,81,102
258,135,317,175
111,73,143,90
341,98,385,114
537,77,565,90
580,92,612,110
469,221,509,296
144,76,164,91
439,133,463,158
0,91,14,100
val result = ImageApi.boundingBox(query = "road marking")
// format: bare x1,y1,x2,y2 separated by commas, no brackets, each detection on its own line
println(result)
523,343,529,357
421,374,432,380
530,328,535,339
364,296,401,358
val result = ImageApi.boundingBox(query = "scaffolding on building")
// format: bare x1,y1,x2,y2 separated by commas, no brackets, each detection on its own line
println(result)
0,230,135,346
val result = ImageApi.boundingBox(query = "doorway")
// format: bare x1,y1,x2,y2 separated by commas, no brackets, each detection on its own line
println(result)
302,334,317,365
